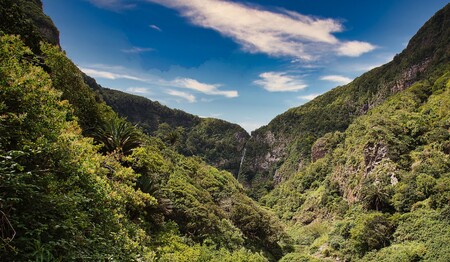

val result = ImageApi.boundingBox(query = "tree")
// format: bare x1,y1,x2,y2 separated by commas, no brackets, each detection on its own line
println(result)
93,118,142,155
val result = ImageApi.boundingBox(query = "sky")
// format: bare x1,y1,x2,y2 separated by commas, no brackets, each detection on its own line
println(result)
43,0,449,132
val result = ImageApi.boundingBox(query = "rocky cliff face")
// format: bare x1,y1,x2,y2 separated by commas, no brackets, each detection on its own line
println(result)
0,0,59,50
22,0,60,46
239,4,450,199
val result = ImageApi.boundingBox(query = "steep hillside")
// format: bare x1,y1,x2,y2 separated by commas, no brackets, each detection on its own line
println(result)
0,0,249,177
85,78,249,176
267,66,450,261
0,1,288,260
85,79,200,132
0,0,59,52
239,3,450,199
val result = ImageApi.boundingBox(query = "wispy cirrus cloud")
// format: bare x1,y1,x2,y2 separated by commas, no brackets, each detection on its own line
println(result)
166,89,196,103
149,24,162,31
88,0,136,10
121,47,154,54
79,67,146,81
171,78,238,98
79,65,238,98
254,72,307,92
320,75,353,85
146,0,375,60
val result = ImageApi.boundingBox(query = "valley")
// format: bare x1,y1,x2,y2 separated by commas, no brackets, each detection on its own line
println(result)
1,1,449,261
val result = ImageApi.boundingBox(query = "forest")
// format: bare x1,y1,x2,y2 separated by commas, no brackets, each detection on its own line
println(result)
1,0,450,261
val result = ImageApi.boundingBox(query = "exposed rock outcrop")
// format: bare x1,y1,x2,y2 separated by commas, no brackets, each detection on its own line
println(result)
364,142,388,174
238,3,450,199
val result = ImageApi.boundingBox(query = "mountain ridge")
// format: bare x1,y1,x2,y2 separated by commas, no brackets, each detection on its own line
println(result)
239,3,450,198
0,1,289,260
2,1,450,260
83,74,250,176
1,0,250,177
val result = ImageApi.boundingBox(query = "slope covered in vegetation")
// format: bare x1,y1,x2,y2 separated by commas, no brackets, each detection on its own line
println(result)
2,0,450,261
90,85,249,176
239,3,450,199
267,67,450,261
256,5,450,261
1,0,250,177
0,1,289,260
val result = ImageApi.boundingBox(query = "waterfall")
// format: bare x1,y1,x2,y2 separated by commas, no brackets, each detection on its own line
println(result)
237,148,246,176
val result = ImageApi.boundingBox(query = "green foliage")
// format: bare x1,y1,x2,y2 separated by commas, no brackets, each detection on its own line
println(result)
361,242,427,262
0,0,58,53
260,47,450,261
159,244,268,262
240,3,450,198
93,117,142,155
183,118,249,176
41,43,115,132
132,143,290,259
0,35,156,260
348,212,395,257
155,123,185,147
0,33,289,261
280,253,323,262
4,1,450,261
392,209,450,261
97,87,201,133
91,87,250,176
360,160,396,211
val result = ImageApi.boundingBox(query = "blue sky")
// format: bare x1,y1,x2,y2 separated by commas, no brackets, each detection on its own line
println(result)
43,0,448,132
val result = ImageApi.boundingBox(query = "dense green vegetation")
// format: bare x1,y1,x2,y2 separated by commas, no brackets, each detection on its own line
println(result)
96,86,200,133
240,3,450,199
3,0,450,261
1,0,250,177
0,0,58,53
94,87,249,176
0,1,289,259
0,33,290,261
263,69,450,261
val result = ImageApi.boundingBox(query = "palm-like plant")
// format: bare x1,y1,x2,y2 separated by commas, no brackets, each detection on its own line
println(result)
136,175,173,215
93,118,142,155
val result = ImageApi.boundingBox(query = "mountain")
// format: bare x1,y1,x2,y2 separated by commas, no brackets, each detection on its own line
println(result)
239,3,450,199
266,62,450,262
84,76,249,176
0,0,59,51
0,1,288,261
3,0,450,261
259,4,450,261
1,0,249,177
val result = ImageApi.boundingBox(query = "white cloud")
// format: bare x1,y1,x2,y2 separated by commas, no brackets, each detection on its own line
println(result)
147,0,375,59
320,75,353,85
166,89,196,103
337,41,376,57
149,24,162,31
298,93,320,101
254,72,307,92
171,78,238,98
88,0,135,10
126,87,150,94
121,47,154,53
80,65,237,98
79,67,146,81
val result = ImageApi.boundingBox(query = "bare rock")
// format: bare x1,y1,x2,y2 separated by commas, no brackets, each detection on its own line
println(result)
364,142,388,174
